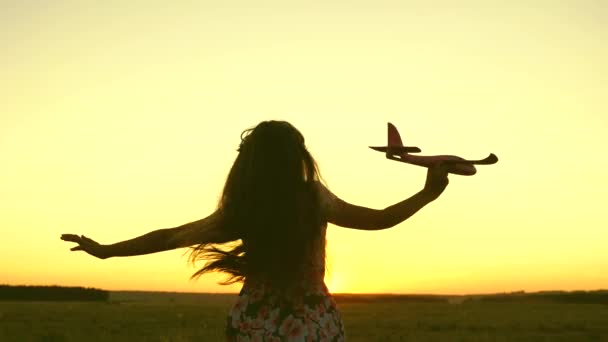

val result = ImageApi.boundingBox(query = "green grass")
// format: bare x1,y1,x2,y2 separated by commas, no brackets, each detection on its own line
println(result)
1,292,607,341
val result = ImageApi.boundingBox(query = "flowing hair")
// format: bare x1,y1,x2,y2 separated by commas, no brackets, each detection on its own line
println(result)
188,121,324,288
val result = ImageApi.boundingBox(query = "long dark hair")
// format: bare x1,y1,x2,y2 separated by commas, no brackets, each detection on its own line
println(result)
189,121,324,288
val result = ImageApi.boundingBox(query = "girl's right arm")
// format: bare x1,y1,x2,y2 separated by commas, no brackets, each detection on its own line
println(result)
61,210,236,259
322,164,449,230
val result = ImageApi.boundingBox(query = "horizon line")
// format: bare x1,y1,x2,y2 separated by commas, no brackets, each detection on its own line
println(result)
3,284,607,297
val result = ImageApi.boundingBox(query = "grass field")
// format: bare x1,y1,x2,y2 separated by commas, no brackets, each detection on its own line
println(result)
1,291,607,341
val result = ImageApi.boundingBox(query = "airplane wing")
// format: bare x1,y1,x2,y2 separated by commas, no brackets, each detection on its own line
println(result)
369,146,422,153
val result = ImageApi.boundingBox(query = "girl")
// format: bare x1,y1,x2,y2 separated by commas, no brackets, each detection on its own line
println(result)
61,120,449,341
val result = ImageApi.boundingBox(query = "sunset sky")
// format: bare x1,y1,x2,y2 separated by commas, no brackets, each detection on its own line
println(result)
1,1,606,294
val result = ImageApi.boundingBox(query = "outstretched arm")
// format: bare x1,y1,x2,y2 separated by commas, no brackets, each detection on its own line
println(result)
61,210,235,259
323,164,449,230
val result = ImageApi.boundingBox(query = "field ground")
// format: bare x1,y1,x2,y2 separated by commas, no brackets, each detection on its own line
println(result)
1,291,607,341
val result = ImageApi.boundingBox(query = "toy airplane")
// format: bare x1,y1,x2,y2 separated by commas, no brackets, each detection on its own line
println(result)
370,123,498,176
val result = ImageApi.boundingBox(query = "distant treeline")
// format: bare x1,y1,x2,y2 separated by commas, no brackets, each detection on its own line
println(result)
477,290,608,304
334,290,608,305
335,294,446,303
0,285,109,302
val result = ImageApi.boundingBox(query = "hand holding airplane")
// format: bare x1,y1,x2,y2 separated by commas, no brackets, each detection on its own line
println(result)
370,123,498,176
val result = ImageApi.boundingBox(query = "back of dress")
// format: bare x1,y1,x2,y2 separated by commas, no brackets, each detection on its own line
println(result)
225,182,345,341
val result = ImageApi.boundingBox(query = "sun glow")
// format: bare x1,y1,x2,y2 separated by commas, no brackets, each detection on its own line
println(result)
325,272,344,294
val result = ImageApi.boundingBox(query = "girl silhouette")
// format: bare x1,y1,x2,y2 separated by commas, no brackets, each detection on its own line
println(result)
61,120,449,341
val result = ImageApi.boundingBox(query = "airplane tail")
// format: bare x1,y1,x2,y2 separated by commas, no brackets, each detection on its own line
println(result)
387,122,403,147
386,122,421,154
369,122,421,154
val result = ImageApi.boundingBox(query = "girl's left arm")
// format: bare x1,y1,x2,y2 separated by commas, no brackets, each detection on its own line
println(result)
61,210,235,259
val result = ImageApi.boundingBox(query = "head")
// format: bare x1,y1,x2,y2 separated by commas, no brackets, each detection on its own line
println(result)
189,121,324,287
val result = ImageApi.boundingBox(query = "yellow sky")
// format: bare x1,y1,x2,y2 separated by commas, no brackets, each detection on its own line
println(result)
1,1,607,294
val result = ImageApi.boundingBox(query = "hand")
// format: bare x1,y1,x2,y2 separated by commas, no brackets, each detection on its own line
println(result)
423,163,449,200
60,234,110,259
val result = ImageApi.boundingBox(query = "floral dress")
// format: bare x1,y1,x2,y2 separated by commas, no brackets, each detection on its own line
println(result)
226,183,345,342
226,277,345,342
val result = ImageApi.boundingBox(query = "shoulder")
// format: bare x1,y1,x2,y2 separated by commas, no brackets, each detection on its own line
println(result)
313,181,338,216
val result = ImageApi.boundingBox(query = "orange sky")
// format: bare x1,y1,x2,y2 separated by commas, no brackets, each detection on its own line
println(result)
1,1,607,294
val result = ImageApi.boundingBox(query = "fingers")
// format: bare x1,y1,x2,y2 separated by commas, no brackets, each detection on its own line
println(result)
61,234,81,242
434,163,449,179
433,162,448,174
61,234,98,245
62,234,95,255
